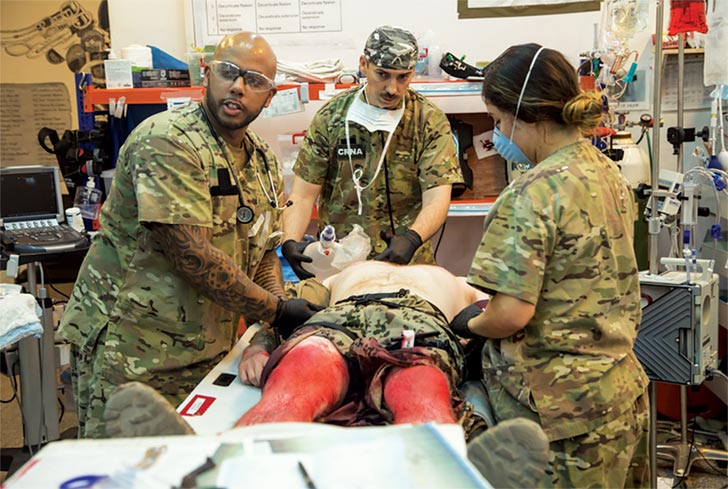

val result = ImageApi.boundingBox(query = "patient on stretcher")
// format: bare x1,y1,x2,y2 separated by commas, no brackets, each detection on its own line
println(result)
105,261,488,433
236,260,489,427
103,261,549,489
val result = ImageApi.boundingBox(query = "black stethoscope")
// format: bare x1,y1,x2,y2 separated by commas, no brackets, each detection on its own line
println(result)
199,104,291,224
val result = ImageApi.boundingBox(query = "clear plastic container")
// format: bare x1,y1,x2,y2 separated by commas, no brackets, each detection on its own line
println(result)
611,131,649,188
302,225,341,281
277,132,306,197
186,48,215,86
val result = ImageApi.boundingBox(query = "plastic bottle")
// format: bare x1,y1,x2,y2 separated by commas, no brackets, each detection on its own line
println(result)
611,131,649,188
415,30,434,79
428,44,443,80
302,225,341,280
78,177,102,231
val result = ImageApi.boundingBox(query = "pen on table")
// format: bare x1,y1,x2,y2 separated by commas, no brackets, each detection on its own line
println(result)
297,460,317,489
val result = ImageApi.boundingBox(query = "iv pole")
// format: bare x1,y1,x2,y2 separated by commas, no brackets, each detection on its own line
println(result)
646,2,664,488
646,2,728,485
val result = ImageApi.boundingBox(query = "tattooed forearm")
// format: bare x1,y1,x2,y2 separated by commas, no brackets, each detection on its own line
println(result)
253,250,286,299
248,326,277,353
149,223,278,324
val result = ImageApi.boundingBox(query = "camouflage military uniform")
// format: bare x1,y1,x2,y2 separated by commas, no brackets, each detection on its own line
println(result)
293,87,462,264
467,141,650,487
58,102,284,438
261,291,465,422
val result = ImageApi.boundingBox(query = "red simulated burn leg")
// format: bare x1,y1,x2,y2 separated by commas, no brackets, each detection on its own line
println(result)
383,365,456,425
234,336,349,426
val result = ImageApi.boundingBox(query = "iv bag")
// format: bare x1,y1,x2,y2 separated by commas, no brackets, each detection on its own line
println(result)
604,0,649,42
704,0,728,86
668,0,708,36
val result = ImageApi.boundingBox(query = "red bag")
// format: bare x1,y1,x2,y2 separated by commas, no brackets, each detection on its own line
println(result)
668,0,708,35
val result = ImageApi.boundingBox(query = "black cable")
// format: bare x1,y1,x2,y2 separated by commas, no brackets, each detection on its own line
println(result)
0,389,16,403
34,337,44,453
670,419,697,488
383,157,396,235
686,415,728,476
694,445,727,476
577,57,592,76
433,219,447,261
58,394,65,424
0,353,18,403
49,284,70,300
11,357,32,456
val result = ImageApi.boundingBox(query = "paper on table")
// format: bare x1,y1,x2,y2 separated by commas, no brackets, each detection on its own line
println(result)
215,437,408,489
216,453,315,488
473,130,497,160
262,87,303,118
312,436,408,488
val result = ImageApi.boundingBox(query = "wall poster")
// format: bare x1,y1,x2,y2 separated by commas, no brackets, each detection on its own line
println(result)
192,0,343,47
458,0,601,18
0,1,110,168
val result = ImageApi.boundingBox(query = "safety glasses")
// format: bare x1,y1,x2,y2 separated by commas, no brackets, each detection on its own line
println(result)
209,60,276,92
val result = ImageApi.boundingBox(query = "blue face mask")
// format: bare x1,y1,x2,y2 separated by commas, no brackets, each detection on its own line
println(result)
491,46,546,171
493,125,533,168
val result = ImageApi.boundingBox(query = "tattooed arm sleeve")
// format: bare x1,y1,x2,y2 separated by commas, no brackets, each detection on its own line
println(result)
148,223,278,324
248,326,276,352
253,249,286,300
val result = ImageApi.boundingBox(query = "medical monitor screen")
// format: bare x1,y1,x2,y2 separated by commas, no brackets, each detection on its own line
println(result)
0,166,62,221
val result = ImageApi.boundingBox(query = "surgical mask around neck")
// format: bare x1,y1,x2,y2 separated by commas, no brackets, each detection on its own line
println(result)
493,125,533,169
346,86,404,133
344,86,404,215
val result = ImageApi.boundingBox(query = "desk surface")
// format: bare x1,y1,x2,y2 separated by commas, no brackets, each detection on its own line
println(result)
4,423,490,488
1,241,89,269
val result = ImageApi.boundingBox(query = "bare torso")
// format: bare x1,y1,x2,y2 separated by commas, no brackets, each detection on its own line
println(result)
322,261,488,322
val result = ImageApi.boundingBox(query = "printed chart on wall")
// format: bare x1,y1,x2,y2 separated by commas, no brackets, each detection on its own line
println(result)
459,0,600,18
192,0,342,46
0,83,71,167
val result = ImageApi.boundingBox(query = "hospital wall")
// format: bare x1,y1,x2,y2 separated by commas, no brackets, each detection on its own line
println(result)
107,0,714,274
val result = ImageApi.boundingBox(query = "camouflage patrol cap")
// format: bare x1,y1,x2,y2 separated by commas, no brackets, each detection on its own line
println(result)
363,25,418,71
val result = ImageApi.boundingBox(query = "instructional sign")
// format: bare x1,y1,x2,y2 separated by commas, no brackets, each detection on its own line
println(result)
200,0,342,38
0,83,71,167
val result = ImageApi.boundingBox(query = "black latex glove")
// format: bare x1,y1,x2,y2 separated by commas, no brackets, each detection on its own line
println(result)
375,229,423,265
281,236,316,280
450,304,484,338
272,298,325,339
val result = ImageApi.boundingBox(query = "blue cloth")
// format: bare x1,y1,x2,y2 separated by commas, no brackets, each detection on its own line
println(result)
277,246,300,284
0,322,42,349
0,290,43,349
149,45,187,70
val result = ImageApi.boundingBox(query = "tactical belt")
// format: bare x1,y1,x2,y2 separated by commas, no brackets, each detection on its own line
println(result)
335,288,410,306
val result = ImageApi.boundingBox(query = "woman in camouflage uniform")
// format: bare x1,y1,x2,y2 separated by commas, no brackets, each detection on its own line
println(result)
451,44,650,488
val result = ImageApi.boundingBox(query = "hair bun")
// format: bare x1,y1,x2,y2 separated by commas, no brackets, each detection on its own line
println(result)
562,91,603,132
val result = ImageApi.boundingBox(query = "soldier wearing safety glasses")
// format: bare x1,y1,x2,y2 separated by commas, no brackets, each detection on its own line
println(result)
59,32,322,438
